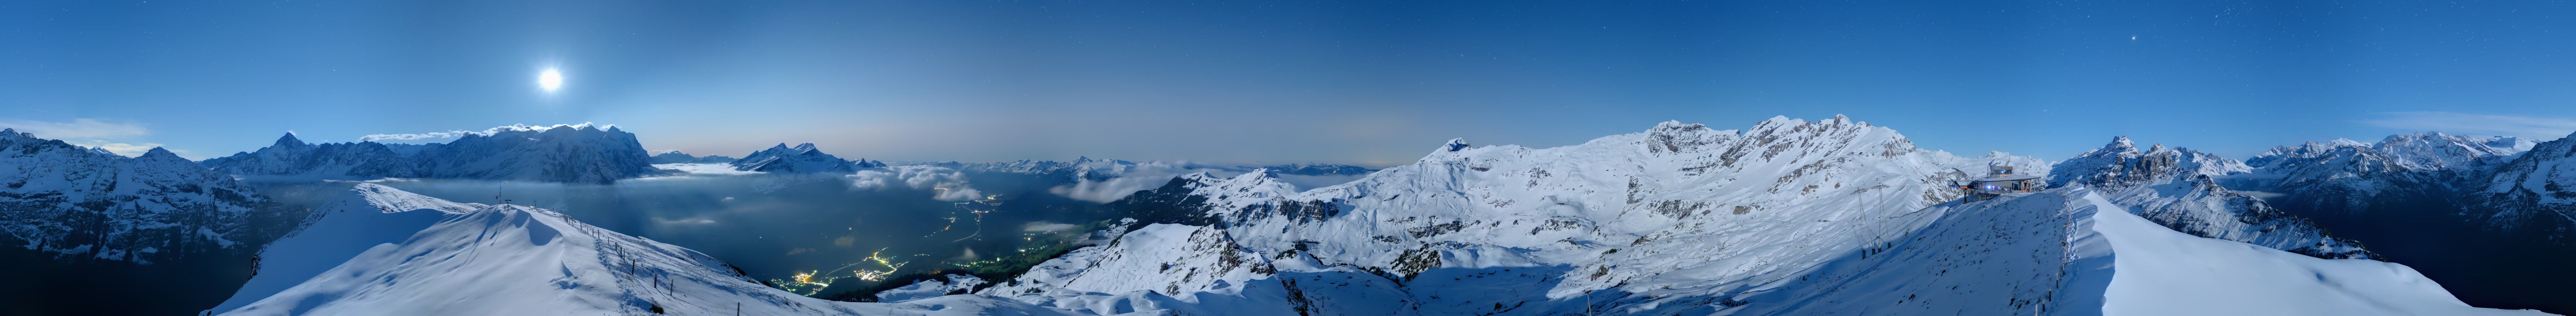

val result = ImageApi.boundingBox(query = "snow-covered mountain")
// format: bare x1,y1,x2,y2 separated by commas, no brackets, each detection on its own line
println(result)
0,129,289,263
731,143,879,173
201,124,658,184
2049,136,2252,189
411,124,658,183
210,183,1073,316
2230,132,2534,213
2471,131,2576,237
2047,136,2372,259
944,117,2537,315
650,150,738,164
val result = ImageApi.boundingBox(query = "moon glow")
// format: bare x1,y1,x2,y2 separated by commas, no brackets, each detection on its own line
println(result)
538,69,564,92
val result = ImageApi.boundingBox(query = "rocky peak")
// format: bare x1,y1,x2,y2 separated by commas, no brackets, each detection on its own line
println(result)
1644,120,1735,155
2051,136,2250,189
1438,138,1470,153
271,132,310,148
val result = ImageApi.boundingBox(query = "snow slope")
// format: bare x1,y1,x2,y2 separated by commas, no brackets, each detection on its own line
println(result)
0,129,285,263
2076,191,2545,316
208,184,483,314
213,184,1073,316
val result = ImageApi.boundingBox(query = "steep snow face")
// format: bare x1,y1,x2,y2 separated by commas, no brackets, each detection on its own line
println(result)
2473,131,2576,235
214,184,1072,316
0,129,283,263
200,133,419,180
982,117,2060,314
202,124,658,184
731,143,873,173
2049,137,2372,259
649,150,738,164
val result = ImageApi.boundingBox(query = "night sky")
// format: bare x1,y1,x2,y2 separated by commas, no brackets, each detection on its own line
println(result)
5,0,2573,165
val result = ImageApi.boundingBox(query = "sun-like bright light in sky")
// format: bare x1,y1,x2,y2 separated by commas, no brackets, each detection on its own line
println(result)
537,68,564,92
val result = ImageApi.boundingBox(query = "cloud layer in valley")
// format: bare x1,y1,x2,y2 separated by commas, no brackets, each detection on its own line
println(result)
849,165,983,201
1046,161,1243,203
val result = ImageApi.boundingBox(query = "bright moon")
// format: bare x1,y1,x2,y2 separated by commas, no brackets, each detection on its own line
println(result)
537,69,564,92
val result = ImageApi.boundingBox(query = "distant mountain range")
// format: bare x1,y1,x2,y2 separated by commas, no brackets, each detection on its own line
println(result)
200,124,657,184
649,150,737,164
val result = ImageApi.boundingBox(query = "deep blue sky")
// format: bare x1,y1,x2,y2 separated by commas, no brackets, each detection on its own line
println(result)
5,1,2574,166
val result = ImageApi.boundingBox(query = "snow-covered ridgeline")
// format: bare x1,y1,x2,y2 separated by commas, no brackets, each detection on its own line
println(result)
211,184,1072,316
0,129,284,263
201,123,657,184
2048,137,2372,259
